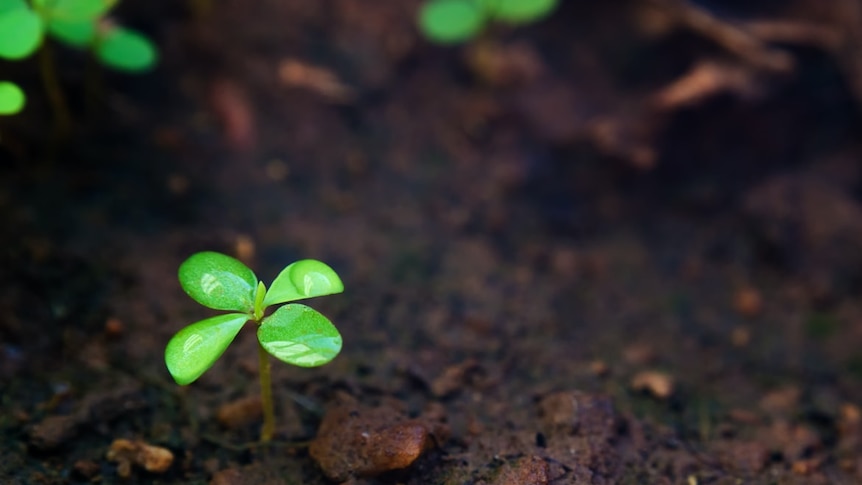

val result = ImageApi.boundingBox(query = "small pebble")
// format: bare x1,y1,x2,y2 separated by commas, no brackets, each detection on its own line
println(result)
106,438,173,478
734,287,762,317
631,370,674,399
104,318,124,337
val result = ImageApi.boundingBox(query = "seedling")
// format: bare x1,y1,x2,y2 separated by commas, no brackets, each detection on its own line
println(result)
418,0,559,44
165,251,344,443
0,0,157,121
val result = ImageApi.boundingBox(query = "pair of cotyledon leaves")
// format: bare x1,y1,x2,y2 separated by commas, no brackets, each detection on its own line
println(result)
165,252,344,386
419,0,559,45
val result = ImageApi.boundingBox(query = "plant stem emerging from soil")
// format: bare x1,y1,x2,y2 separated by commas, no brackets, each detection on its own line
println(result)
258,338,275,443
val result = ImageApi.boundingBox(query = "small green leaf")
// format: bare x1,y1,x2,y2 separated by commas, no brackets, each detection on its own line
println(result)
96,26,158,72
0,81,25,115
47,18,95,47
0,7,43,60
263,259,344,307
179,252,258,312
33,0,115,20
418,0,485,45
479,0,558,24
165,313,248,385
258,304,342,367
0,0,28,15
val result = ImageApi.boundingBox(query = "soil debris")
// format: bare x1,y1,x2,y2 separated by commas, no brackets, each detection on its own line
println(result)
309,397,444,481
733,286,763,318
72,459,100,480
430,358,482,397
630,371,675,400
489,455,550,485
216,395,263,430
106,438,174,478
28,384,146,451
538,390,618,439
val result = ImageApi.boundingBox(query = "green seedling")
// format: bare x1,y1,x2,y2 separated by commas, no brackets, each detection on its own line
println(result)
165,251,344,443
0,0,157,71
0,0,157,120
0,81,25,115
418,0,559,44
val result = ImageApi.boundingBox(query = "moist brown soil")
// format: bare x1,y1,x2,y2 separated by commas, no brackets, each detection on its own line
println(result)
2,1,862,484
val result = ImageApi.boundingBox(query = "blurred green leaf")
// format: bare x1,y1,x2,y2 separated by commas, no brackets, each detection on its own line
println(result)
47,18,95,47
0,81,26,115
418,0,484,45
33,0,115,20
96,26,157,72
480,0,558,24
0,0,28,14
0,7,43,60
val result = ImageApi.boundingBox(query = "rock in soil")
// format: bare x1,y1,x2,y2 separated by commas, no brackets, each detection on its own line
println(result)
309,396,446,481
106,438,174,478
630,370,675,400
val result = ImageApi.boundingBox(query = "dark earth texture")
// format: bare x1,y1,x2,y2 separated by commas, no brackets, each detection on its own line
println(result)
2,0,862,484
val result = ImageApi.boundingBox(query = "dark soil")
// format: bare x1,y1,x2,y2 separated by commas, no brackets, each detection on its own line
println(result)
2,0,862,484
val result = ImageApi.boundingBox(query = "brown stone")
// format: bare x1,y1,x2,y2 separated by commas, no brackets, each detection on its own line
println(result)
631,370,675,399
309,398,441,481
106,438,174,478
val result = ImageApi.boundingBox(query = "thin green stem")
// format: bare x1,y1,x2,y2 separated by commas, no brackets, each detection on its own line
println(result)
258,337,275,443
38,41,71,138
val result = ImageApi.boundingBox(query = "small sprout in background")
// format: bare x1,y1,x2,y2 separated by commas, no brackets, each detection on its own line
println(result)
418,0,559,45
95,23,157,72
0,0,158,125
164,251,345,443
0,81,26,115
418,0,485,45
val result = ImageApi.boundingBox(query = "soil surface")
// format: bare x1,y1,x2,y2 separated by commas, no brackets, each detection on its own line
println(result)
3,0,862,484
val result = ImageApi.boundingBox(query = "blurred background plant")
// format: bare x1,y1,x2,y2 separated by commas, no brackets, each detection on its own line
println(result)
0,0,157,130
417,0,559,44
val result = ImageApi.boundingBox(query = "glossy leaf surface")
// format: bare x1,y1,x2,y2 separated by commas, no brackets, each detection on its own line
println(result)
165,313,248,385
480,0,558,24
96,26,157,72
258,304,342,367
0,82,25,115
418,0,484,45
263,259,344,307
0,7,43,60
179,252,257,312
